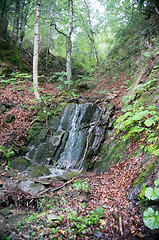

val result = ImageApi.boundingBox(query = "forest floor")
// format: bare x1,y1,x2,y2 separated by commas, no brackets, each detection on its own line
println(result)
0,65,157,239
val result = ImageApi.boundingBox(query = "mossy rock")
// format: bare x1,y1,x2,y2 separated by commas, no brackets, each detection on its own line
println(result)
29,165,51,178
54,102,68,115
133,159,157,188
1,45,23,70
94,138,128,173
28,122,43,141
11,157,31,171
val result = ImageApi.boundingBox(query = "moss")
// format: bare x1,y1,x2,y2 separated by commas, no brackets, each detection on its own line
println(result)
0,39,9,51
54,102,68,115
28,122,43,141
37,109,47,122
11,157,31,171
66,172,80,180
0,44,23,70
29,165,51,178
133,159,157,187
94,138,128,173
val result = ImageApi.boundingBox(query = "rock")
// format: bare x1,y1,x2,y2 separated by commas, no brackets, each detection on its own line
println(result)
29,165,51,178
49,130,65,147
93,229,103,238
0,214,6,237
19,180,45,195
48,220,61,228
23,234,30,239
47,213,58,221
25,102,114,171
11,157,31,171
0,208,12,216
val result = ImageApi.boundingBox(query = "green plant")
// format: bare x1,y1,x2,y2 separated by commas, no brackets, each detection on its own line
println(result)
0,72,31,88
72,179,89,192
65,206,104,236
141,180,159,230
0,146,15,159
115,105,159,140
49,71,79,97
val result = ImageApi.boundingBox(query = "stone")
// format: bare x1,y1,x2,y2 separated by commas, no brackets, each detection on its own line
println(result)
0,214,8,237
29,165,51,178
19,180,45,195
11,157,31,171
47,213,58,221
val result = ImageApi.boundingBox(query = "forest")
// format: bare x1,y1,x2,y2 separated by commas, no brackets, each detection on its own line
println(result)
0,0,159,239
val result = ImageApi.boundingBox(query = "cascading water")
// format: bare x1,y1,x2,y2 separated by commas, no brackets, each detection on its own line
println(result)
25,102,114,176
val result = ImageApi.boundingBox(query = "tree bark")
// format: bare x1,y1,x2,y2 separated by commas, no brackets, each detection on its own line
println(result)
53,0,73,86
66,0,73,84
33,0,41,100
83,0,98,65
13,0,20,41
19,0,30,43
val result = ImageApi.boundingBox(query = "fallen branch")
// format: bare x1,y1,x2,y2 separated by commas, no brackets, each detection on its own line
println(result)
39,178,74,195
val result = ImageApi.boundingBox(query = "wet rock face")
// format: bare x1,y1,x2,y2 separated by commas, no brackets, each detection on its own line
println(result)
26,102,114,170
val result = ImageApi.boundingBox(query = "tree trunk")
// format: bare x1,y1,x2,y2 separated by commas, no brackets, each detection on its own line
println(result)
66,0,73,84
83,0,98,65
46,4,54,69
13,0,20,42
33,0,41,100
19,0,30,43
0,0,8,36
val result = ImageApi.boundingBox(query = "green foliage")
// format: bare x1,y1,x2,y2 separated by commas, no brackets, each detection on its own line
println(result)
143,208,159,230
65,206,104,236
0,72,31,88
49,71,79,97
115,104,159,140
72,179,89,192
0,145,15,159
141,180,159,230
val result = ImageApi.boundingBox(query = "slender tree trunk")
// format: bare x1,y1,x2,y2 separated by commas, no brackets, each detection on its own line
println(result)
33,0,41,100
46,4,54,69
0,0,7,23
0,0,8,36
19,0,30,43
83,0,98,65
66,0,73,84
53,0,73,85
13,0,20,41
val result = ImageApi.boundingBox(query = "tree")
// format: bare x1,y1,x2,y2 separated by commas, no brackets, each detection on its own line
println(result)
66,0,73,84
19,0,31,43
0,0,10,36
54,0,73,84
33,0,41,100
137,0,159,16
13,0,20,41
82,0,98,65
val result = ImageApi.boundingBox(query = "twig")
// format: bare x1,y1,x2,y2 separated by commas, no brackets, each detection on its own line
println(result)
39,178,74,195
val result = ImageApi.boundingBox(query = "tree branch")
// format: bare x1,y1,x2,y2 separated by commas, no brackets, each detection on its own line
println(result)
53,23,66,37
